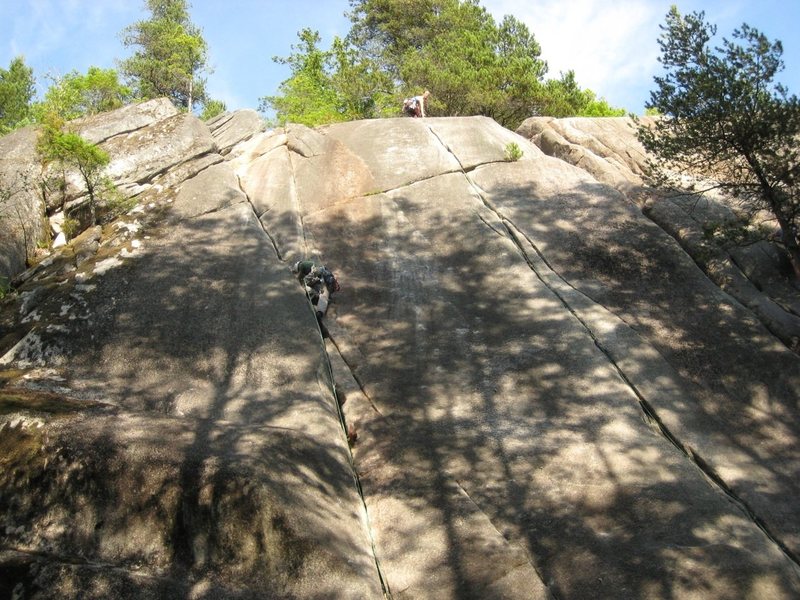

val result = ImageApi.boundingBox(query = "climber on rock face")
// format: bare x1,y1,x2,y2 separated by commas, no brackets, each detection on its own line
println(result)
402,90,430,118
292,260,340,319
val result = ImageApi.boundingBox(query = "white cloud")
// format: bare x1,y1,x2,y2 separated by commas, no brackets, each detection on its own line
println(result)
483,0,664,110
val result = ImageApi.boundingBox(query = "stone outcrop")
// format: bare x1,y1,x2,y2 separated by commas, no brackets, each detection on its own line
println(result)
205,109,266,155
0,103,381,599
517,116,800,349
0,126,47,280
1,105,799,599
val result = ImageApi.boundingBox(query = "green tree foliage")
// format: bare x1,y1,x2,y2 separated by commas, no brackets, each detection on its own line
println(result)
200,99,227,121
345,0,624,127
540,71,625,118
261,29,342,126
348,0,548,127
261,28,393,126
0,56,36,134
119,0,209,111
329,37,396,120
34,67,132,121
639,7,800,278
37,114,111,227
266,0,624,127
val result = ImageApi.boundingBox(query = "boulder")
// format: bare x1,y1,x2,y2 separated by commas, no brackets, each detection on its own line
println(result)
100,112,218,189
206,108,265,155
72,97,179,145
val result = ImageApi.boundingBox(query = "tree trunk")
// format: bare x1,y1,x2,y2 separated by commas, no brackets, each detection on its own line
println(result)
786,236,800,281
758,178,800,281
776,218,800,280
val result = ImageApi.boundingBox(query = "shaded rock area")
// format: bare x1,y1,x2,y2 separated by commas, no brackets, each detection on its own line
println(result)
0,102,381,599
0,126,47,280
517,116,800,349
1,104,799,599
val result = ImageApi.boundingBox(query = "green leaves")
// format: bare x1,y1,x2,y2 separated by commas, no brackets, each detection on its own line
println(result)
41,131,110,170
0,57,35,135
34,67,132,121
200,99,227,121
261,29,343,127
119,0,209,110
382,1,549,127
344,0,621,127
37,114,112,228
262,28,394,126
267,0,625,127
641,7,800,278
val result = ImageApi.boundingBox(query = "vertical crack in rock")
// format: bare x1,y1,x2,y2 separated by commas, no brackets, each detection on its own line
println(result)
464,173,800,571
235,160,390,594
325,334,384,417
317,327,392,598
286,147,311,258
235,174,282,260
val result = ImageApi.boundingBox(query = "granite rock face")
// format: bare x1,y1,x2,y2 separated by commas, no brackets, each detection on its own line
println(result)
1,105,799,599
0,126,47,280
0,104,381,600
517,115,800,349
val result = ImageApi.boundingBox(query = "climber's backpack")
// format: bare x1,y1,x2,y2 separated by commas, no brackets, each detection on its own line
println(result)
320,267,340,293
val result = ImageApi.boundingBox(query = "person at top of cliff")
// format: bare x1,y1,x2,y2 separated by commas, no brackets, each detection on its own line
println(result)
291,260,340,319
403,90,430,118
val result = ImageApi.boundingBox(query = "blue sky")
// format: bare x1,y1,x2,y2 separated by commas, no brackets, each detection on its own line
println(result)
1,0,799,117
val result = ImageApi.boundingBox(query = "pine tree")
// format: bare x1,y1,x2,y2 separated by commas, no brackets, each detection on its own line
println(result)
640,7,800,279
0,56,35,134
119,0,209,111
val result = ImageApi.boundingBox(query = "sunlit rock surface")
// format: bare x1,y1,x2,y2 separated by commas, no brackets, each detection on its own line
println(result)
1,105,799,599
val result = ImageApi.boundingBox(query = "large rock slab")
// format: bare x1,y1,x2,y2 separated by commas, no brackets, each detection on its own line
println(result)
233,124,378,264
0,106,383,598
100,112,219,190
517,116,652,188
4,107,800,599
0,126,47,281
518,116,800,352
471,153,800,546
262,117,800,598
73,97,179,145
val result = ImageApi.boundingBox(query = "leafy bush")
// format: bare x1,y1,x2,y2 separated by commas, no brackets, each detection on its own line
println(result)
505,142,523,162
37,114,110,227
62,217,81,239
0,277,11,300
200,99,227,121
33,67,132,121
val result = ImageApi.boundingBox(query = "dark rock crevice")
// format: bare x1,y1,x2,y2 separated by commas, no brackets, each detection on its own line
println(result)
235,173,282,261
325,334,383,418
319,332,392,598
